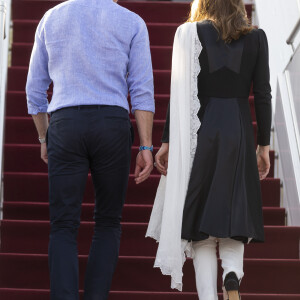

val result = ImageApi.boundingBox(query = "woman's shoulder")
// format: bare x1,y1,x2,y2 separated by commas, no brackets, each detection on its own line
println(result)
245,28,269,47
196,19,214,30
250,27,267,35
175,22,200,39
246,27,267,39
196,20,218,44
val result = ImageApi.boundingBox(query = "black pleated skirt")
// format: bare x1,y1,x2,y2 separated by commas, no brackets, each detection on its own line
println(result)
181,96,265,243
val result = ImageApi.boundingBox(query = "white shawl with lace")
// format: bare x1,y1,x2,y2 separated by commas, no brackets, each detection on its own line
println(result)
146,22,202,291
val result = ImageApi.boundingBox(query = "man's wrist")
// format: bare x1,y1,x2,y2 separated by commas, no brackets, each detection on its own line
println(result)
39,137,46,144
139,145,153,152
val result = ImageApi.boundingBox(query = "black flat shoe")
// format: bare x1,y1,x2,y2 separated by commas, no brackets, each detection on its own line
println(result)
223,272,241,300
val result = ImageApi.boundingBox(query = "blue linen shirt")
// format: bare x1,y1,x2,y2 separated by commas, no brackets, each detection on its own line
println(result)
26,0,155,115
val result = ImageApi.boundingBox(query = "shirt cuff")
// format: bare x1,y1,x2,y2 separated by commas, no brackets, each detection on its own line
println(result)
257,133,270,146
28,104,48,115
131,102,155,115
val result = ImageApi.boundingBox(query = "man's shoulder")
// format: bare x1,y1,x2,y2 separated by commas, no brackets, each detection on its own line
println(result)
40,0,147,32
39,0,76,24
114,3,146,27
45,0,74,15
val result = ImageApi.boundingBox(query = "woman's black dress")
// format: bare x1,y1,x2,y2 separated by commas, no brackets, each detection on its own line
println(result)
161,21,272,243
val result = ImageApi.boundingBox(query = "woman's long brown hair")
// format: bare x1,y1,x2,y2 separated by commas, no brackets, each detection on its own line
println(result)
187,0,253,43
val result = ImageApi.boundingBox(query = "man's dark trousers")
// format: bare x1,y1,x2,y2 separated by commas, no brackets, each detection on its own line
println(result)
46,105,132,300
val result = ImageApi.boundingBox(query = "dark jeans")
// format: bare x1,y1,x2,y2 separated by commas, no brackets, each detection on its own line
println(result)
46,105,132,300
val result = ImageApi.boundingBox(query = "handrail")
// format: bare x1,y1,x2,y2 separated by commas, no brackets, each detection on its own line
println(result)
280,33,300,224
286,18,300,51
0,0,10,219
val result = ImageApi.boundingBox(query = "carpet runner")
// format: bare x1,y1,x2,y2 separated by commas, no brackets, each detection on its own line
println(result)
1,1,300,299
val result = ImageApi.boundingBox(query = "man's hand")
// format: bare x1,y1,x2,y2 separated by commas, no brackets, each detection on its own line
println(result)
32,112,49,164
155,143,169,176
41,143,48,164
134,150,153,184
134,110,154,184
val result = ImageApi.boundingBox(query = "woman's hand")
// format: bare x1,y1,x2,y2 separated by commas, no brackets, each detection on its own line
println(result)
256,145,270,180
155,143,169,176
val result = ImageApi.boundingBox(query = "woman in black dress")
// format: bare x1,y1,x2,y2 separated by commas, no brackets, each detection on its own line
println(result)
153,0,271,299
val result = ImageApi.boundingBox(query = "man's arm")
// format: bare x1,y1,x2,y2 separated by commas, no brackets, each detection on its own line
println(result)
127,17,155,184
134,110,153,184
32,113,48,139
127,18,155,115
134,110,153,147
26,14,52,163
26,15,52,116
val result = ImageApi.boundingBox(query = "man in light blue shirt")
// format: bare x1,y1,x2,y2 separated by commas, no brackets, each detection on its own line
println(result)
26,0,155,299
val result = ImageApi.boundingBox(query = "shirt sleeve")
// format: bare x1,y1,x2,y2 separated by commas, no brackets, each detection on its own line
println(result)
127,17,155,114
161,101,170,143
252,29,272,146
26,15,52,115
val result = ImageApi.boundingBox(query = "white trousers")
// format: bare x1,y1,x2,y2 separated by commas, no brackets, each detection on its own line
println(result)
192,236,244,300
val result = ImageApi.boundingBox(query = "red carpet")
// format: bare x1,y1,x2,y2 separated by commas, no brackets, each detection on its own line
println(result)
1,1,300,299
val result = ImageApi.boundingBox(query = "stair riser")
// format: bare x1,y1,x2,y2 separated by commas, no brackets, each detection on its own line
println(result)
13,21,179,46
6,92,173,120
13,1,252,40
12,44,174,70
1,222,299,258
0,254,299,293
3,145,275,177
8,67,173,94
5,118,261,149
12,1,252,23
12,2,190,23
2,202,285,225
3,173,280,206
8,66,254,97
0,290,298,300
5,92,257,121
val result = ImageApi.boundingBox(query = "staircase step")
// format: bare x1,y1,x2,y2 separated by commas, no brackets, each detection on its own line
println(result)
8,66,171,94
3,172,280,207
1,221,298,258
6,90,257,121
11,1,186,23
3,144,275,178
0,253,299,293
5,116,261,147
11,1,252,24
4,117,166,146
13,20,179,46
12,43,174,70
8,65,254,96
2,202,286,225
0,289,299,300
6,91,174,120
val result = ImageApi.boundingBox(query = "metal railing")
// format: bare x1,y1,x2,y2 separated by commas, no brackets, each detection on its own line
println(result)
286,17,300,51
0,0,10,219
285,17,300,160
274,16,300,225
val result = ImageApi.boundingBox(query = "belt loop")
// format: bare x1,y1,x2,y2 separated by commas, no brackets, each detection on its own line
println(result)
77,106,80,110
97,105,100,110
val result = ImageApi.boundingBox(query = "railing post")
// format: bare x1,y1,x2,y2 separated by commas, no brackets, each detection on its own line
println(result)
0,2,6,71
286,18,300,52
0,0,7,219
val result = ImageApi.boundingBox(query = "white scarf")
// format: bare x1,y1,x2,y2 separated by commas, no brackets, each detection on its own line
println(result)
146,22,202,291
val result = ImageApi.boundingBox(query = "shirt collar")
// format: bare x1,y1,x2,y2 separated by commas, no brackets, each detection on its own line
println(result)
75,0,114,8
